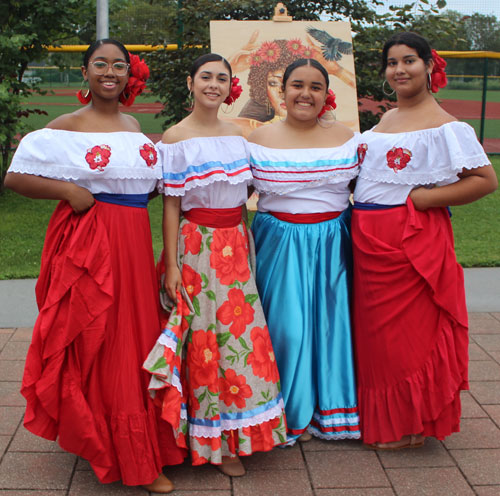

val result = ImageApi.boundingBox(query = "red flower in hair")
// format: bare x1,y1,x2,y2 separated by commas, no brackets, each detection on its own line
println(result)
224,77,243,105
318,89,336,118
302,46,317,59
430,49,447,93
120,53,150,106
287,39,305,56
386,147,412,172
139,143,157,168
85,145,111,171
258,41,281,63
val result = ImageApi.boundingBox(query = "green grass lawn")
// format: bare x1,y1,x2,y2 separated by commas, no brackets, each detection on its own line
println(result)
1,157,499,279
462,119,500,140
439,88,500,103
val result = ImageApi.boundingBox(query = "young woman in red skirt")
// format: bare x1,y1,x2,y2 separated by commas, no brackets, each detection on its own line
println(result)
143,54,286,477
5,39,185,493
352,32,497,450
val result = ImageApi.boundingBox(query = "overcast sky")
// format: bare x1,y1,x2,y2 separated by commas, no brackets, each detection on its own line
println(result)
375,0,500,19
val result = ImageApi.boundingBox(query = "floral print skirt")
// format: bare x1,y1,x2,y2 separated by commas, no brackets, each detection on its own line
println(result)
144,218,286,465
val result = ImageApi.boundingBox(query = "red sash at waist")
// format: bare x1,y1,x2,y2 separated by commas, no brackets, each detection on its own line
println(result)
270,211,341,224
183,207,242,228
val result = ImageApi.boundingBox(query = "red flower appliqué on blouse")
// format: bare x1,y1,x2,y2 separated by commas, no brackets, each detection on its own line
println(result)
219,368,253,409
247,326,280,384
85,145,111,171
216,288,255,339
386,147,412,172
357,143,368,166
139,143,157,168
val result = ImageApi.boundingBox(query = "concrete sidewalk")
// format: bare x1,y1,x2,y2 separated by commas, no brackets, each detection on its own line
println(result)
1,271,500,495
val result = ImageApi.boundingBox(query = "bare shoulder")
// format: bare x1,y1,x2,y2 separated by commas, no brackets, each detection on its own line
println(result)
220,120,243,137
248,122,278,144
327,121,354,140
161,123,188,144
45,112,82,131
122,113,141,132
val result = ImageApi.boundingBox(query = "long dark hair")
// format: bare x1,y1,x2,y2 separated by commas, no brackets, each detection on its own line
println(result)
282,58,329,91
381,32,432,74
83,39,130,67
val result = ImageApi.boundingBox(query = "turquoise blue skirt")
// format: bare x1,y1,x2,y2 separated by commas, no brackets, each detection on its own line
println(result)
252,210,360,442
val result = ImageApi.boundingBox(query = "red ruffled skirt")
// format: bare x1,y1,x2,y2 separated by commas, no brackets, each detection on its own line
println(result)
351,199,469,444
21,200,186,485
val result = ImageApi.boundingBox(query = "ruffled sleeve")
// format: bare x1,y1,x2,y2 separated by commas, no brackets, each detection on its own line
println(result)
358,122,491,186
158,136,253,196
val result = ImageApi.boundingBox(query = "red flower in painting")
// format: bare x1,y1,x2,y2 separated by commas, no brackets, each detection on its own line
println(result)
182,222,202,255
182,264,202,300
187,330,220,391
258,41,281,63
242,416,282,451
85,144,111,171
209,228,250,285
386,147,412,172
357,143,368,166
216,288,255,339
219,369,252,409
302,45,317,59
247,326,279,383
250,51,263,66
287,38,305,56
139,143,157,168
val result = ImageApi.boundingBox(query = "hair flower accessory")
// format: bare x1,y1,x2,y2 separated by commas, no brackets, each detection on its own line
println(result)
430,49,447,93
224,77,243,105
318,89,337,118
120,53,150,106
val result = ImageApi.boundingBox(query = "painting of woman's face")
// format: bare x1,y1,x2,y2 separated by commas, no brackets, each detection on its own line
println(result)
266,69,287,117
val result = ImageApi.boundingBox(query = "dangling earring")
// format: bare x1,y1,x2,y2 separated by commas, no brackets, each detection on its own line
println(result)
427,72,432,91
382,79,395,97
221,101,234,114
186,90,194,111
76,79,91,104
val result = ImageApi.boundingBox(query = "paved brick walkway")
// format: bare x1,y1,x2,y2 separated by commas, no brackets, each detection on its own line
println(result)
1,312,500,495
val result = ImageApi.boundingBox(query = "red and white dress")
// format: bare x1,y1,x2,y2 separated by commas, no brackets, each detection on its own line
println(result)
352,121,491,444
8,129,186,485
143,136,287,465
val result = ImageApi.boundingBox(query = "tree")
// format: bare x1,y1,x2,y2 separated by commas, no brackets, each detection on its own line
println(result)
0,0,94,191
145,0,457,130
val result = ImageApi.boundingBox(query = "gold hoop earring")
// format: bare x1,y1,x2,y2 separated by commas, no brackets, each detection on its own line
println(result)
382,79,395,97
221,102,234,114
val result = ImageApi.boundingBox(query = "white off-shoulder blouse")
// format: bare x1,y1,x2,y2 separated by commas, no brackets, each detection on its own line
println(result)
8,129,161,194
354,121,491,205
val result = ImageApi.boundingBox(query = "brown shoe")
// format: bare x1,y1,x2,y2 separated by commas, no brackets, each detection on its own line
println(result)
366,434,425,451
142,473,174,493
299,431,312,442
216,455,246,477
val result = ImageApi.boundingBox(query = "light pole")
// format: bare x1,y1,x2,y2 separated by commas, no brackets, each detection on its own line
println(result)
96,0,109,40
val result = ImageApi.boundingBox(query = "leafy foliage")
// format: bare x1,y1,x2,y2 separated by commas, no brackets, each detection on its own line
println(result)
146,0,459,131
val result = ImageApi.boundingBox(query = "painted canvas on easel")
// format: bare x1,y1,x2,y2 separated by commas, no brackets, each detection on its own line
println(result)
210,15,358,137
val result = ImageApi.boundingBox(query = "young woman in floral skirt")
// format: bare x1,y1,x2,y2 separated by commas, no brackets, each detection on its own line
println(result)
143,53,286,477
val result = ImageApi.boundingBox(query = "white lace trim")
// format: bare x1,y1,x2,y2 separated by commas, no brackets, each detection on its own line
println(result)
311,412,360,426
308,426,361,440
187,399,285,439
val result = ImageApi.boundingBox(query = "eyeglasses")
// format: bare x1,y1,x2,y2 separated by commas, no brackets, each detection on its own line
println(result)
90,61,130,76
